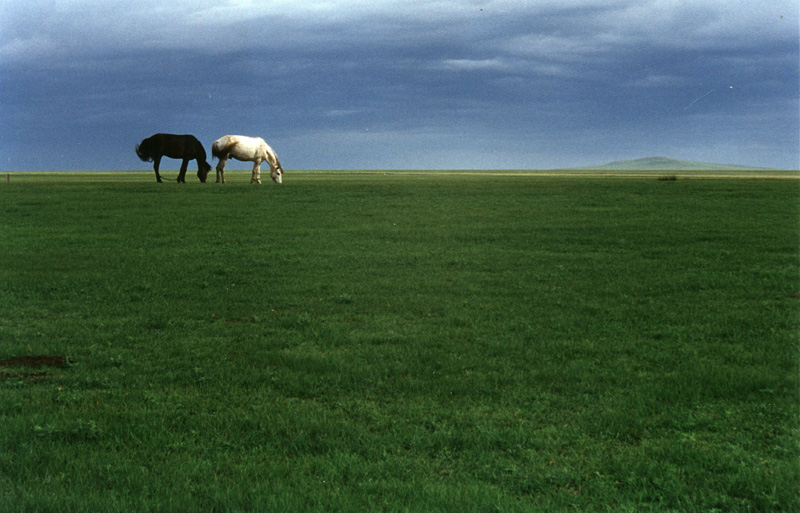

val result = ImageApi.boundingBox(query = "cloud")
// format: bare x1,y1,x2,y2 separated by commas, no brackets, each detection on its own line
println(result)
629,74,687,88
3,1,797,65
438,58,509,72
324,108,372,118
502,33,620,61
597,0,798,49
0,34,59,61
0,0,797,171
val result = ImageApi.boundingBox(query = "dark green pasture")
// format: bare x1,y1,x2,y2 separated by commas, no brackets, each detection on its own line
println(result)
1,171,798,512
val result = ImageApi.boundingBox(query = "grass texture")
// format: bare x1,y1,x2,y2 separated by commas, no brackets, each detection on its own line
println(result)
1,171,798,511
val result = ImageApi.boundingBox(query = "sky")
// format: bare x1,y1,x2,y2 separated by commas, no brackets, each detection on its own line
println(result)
1,0,798,171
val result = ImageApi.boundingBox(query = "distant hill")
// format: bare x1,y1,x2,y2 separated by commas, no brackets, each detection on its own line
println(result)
581,156,773,171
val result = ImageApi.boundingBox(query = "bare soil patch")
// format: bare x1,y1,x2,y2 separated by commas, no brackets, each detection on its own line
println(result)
0,355,71,369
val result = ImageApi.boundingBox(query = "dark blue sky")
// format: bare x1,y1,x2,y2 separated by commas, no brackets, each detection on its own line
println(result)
1,0,798,171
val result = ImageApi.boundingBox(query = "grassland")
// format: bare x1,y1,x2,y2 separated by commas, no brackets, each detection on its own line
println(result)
1,171,798,512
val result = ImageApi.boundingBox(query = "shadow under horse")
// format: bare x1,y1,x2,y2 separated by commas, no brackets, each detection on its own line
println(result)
136,133,212,183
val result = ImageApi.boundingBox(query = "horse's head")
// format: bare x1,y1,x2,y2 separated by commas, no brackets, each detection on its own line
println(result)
197,162,212,183
270,165,283,184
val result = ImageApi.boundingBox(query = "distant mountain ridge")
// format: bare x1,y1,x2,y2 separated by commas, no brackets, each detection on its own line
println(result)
581,156,773,171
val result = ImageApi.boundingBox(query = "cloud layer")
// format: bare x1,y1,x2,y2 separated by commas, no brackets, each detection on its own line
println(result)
1,0,797,170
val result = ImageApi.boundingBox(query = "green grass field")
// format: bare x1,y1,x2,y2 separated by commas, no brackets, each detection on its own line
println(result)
1,171,798,512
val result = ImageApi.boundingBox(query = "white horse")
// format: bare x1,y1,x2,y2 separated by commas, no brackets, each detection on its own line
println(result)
211,135,283,184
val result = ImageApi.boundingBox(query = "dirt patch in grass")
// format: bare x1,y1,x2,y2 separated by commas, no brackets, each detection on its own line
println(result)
1,355,71,382
1,369,51,382
0,355,71,369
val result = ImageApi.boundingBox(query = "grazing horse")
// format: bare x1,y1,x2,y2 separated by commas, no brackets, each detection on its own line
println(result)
136,133,212,183
211,135,283,184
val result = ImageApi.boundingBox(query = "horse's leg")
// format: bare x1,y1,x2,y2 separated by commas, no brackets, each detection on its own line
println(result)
178,159,188,183
153,156,163,183
216,155,227,184
251,160,262,184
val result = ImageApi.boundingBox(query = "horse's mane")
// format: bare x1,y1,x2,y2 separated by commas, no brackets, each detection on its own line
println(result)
264,143,282,170
271,153,283,171
190,136,212,173
190,136,207,160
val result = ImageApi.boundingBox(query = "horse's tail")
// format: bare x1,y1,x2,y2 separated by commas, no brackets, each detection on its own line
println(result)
211,137,231,161
135,139,153,162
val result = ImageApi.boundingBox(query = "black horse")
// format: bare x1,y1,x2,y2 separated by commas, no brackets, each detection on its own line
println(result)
135,133,212,183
